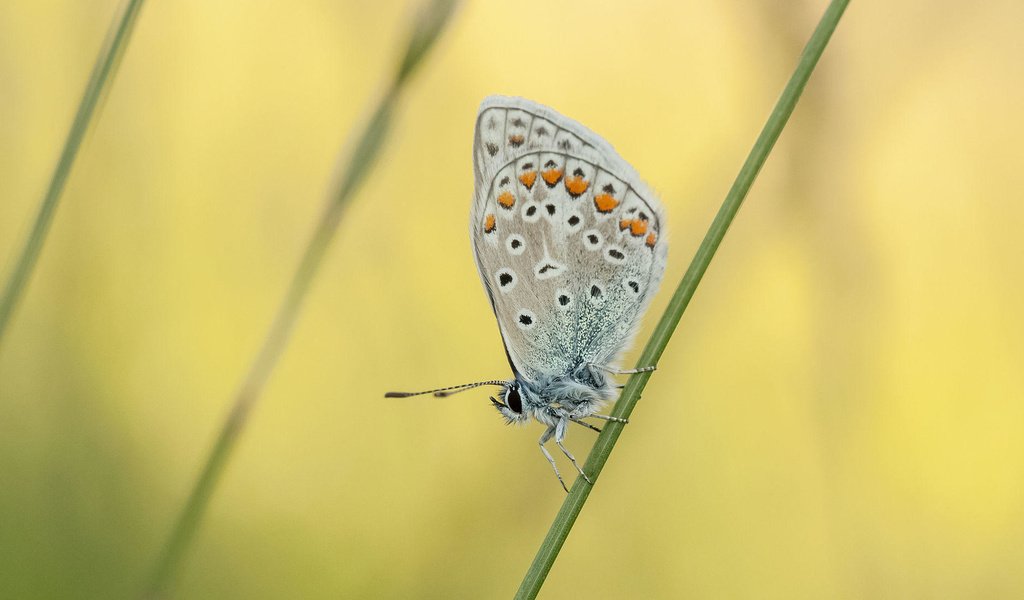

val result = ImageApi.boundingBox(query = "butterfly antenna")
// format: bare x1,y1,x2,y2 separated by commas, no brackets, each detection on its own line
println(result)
385,380,508,398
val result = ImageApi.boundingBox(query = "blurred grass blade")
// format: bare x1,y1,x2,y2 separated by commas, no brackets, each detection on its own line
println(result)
513,1,850,598
142,1,458,598
0,0,147,349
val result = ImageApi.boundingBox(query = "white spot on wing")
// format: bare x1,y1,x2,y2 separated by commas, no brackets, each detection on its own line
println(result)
541,201,560,224
604,245,627,264
582,229,603,251
506,234,526,256
522,201,542,223
555,289,573,311
516,309,537,330
564,210,584,234
534,257,566,280
495,268,517,293
623,279,643,296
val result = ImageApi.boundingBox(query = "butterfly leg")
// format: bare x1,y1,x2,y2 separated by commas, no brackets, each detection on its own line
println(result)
555,418,592,485
538,426,569,493
589,363,657,375
570,417,602,434
590,413,630,424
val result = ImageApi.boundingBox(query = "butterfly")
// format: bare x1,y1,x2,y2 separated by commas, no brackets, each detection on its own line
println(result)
388,96,667,491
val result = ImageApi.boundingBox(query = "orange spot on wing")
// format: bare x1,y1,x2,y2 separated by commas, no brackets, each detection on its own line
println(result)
620,217,650,236
519,171,537,190
594,194,619,213
565,176,590,198
508,134,525,147
484,214,496,233
541,168,563,186
646,232,657,248
497,191,516,209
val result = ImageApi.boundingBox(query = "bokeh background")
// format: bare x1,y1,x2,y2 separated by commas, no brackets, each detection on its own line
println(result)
2,0,1023,598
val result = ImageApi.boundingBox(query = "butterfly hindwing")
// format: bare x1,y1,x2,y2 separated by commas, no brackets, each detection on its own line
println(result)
471,96,667,383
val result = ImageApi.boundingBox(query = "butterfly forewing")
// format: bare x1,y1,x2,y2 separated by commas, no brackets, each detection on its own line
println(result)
471,96,667,383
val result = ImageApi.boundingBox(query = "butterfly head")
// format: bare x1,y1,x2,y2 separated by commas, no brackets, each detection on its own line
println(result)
490,381,535,424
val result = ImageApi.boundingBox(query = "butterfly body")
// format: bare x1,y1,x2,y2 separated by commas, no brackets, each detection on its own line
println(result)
498,363,614,427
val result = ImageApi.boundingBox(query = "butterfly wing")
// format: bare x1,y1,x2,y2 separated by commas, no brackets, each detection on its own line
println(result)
470,96,667,383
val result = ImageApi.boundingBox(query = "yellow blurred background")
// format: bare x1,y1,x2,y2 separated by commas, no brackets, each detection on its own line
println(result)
2,0,1023,597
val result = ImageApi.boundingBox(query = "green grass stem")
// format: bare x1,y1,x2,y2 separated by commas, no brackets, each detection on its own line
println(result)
0,0,147,349
514,1,850,597
141,1,457,597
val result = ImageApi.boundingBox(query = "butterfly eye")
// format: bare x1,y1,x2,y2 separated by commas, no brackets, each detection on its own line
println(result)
506,387,523,414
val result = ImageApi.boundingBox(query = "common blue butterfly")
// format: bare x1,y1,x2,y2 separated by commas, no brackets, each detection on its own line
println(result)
388,96,667,491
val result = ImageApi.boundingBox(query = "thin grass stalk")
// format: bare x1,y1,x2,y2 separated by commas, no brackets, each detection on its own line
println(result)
141,1,457,597
0,0,147,349
514,1,851,597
